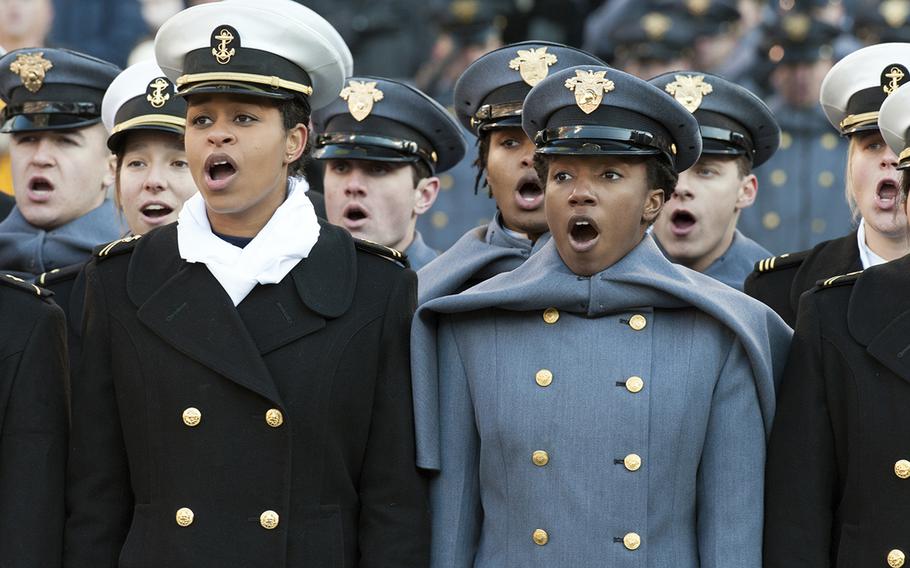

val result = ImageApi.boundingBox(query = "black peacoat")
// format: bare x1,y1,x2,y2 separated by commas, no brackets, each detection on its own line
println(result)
63,222,430,568
764,256,910,567
744,232,861,327
0,273,68,567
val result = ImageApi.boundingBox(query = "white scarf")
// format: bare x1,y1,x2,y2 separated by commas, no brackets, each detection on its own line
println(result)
177,177,320,305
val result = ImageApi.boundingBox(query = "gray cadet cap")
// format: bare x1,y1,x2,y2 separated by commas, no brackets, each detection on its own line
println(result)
453,41,604,135
879,82,910,169
312,77,467,174
649,71,780,168
0,48,120,133
521,65,702,172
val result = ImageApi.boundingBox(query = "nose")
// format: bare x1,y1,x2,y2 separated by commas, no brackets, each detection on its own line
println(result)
568,183,596,207
343,169,368,198
883,146,899,169
142,161,167,193
520,145,535,169
206,121,236,146
31,138,54,167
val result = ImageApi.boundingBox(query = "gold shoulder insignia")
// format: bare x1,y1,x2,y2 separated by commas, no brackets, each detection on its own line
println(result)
754,250,810,274
94,234,143,259
37,263,82,286
1,273,52,298
354,238,409,269
819,270,863,288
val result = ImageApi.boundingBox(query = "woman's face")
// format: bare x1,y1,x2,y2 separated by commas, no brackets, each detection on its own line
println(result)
485,127,548,240
117,130,196,235
849,131,906,238
184,93,305,235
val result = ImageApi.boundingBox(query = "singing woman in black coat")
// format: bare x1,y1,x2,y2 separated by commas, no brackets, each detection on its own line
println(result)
63,2,429,566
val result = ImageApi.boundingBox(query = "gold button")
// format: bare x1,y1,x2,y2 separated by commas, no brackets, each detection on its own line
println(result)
888,549,906,568
629,314,647,331
532,528,549,546
763,211,781,230
532,450,549,466
182,407,201,427
543,307,560,324
623,532,641,551
770,169,787,187
260,510,279,530
265,408,284,428
175,507,194,527
625,376,644,393
895,459,910,479
535,369,553,387
624,453,642,472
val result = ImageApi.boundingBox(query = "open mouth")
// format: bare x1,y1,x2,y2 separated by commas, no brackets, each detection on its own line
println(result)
875,179,899,210
514,177,545,211
26,175,54,203
140,203,174,220
670,209,697,237
341,202,370,228
567,215,600,252
204,153,238,190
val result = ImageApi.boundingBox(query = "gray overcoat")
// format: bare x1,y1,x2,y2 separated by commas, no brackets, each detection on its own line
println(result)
412,236,792,567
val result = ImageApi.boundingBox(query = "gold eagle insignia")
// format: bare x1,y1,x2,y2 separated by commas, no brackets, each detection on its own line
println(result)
508,47,558,87
9,52,53,93
564,70,614,114
664,74,714,113
339,80,384,122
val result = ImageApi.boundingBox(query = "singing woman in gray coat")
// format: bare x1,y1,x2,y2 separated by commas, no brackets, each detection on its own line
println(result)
412,66,792,567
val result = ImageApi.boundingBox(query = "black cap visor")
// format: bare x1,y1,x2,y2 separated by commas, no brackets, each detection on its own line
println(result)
107,123,185,153
534,125,674,165
314,132,436,173
1,113,101,133
178,81,295,101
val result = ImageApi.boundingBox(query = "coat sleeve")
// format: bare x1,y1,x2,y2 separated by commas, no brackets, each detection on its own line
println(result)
763,291,838,567
63,262,133,567
696,336,766,568
428,315,482,568
0,300,68,568
357,268,431,567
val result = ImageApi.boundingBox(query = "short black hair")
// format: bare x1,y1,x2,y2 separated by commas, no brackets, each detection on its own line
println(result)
473,132,492,196
532,153,679,200
277,95,312,177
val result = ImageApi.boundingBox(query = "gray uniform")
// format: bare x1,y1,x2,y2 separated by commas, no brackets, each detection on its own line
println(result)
403,230,438,272
412,236,791,567
0,200,121,279
701,230,771,292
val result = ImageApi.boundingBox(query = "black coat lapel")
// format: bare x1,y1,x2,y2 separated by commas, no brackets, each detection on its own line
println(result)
790,233,861,313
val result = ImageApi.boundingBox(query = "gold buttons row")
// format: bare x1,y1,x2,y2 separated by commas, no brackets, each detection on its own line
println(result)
532,529,641,550
174,507,280,530
534,369,645,393
181,407,284,428
889,549,905,567
542,308,648,331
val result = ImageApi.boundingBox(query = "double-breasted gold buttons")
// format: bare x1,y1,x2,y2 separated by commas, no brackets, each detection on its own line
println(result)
624,454,642,472
625,376,644,393
260,510,280,530
628,314,647,331
532,450,549,467
543,307,560,324
182,407,201,427
532,528,549,545
265,409,284,428
536,369,553,387
888,549,906,567
175,507,194,527
623,532,641,551
895,459,910,480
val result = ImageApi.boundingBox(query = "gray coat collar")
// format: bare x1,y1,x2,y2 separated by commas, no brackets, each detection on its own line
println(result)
403,230,438,272
702,230,771,291
412,235,792,469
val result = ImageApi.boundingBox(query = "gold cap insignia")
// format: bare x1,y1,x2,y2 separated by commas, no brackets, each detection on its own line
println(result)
664,74,714,113
783,14,811,42
211,25,238,65
450,0,479,22
9,52,53,93
509,47,558,87
882,64,909,96
339,80,384,122
641,13,672,41
146,77,172,109
564,70,614,114
880,0,910,28
686,0,711,16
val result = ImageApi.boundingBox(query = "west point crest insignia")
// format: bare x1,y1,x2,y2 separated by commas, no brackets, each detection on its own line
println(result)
882,64,909,96
211,25,238,65
146,77,171,109
641,12,671,41
564,70,614,114
508,47,558,87
664,74,714,113
9,52,53,93
339,80,384,122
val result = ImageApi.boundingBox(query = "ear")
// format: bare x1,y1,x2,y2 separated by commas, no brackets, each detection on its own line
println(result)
284,123,308,165
414,175,440,215
103,153,116,189
642,188,665,224
735,173,758,210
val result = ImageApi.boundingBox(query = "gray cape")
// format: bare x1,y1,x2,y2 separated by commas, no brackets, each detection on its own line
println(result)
412,235,792,469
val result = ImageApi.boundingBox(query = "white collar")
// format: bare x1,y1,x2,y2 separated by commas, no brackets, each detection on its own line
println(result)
176,177,320,305
857,219,887,269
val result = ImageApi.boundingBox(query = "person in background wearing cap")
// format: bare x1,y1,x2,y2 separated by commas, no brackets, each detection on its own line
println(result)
0,47,122,280
0,273,68,568
650,71,778,291
411,64,791,567
746,43,910,327
763,80,910,568
739,10,852,254
314,76,466,271
64,1,430,566
417,41,603,305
